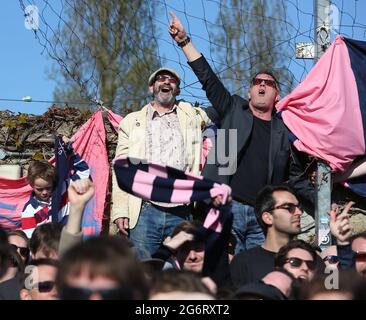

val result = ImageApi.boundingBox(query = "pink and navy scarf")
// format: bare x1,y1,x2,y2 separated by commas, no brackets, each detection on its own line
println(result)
113,156,233,285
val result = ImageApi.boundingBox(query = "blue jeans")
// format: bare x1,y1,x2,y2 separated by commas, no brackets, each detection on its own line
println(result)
231,200,265,254
129,202,192,260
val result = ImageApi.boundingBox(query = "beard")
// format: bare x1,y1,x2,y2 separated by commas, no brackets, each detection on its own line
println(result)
153,86,178,107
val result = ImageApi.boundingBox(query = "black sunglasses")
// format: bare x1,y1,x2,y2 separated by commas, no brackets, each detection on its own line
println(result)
356,252,366,262
61,285,133,300
323,255,339,264
33,281,55,293
285,257,317,271
270,202,303,214
155,74,178,85
252,77,277,89
10,244,30,258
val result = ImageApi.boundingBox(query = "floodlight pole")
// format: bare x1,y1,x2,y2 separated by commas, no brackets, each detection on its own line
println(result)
314,0,331,251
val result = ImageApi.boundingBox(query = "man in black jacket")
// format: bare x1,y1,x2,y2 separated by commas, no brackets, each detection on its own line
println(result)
168,12,312,254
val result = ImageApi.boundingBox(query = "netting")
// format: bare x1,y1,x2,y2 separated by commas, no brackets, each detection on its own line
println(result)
17,0,366,113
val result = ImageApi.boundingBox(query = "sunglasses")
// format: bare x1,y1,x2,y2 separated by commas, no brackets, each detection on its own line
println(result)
356,252,366,262
323,255,339,264
10,244,30,259
33,281,55,293
155,74,178,85
61,285,133,300
252,77,277,89
270,203,303,214
285,257,317,271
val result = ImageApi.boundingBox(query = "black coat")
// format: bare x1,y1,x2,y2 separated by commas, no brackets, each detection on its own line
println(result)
188,55,314,209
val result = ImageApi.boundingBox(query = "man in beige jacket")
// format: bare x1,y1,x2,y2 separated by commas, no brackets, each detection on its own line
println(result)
111,67,213,259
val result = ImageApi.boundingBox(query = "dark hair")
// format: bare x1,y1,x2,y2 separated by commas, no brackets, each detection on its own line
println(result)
3,244,25,286
56,236,149,299
251,70,280,91
7,230,29,243
0,243,17,279
29,223,63,257
274,239,317,268
150,269,213,296
27,160,57,187
254,185,295,235
7,230,30,264
171,220,202,238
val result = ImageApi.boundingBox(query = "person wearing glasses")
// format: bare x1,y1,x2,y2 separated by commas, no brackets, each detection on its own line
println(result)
230,185,304,286
351,231,366,277
7,230,30,265
323,201,354,271
230,185,354,286
168,12,312,254
275,239,317,282
56,236,149,300
111,66,214,259
321,245,340,270
20,258,58,300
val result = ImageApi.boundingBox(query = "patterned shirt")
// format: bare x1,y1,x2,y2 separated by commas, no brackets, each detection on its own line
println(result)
146,103,187,207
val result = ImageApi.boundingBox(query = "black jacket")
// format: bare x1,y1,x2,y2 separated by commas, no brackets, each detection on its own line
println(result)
188,55,314,208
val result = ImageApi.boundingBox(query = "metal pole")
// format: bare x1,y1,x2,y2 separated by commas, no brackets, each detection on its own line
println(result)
314,0,331,250
314,0,331,62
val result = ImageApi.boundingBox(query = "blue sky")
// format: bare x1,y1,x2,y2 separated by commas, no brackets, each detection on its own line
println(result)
0,0,365,115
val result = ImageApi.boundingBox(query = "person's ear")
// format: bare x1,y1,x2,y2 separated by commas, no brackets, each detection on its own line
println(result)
149,85,154,95
262,211,273,226
20,289,32,300
247,91,251,101
275,93,280,103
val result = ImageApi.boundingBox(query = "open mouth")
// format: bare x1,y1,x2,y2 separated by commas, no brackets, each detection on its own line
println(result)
258,88,266,96
160,86,172,93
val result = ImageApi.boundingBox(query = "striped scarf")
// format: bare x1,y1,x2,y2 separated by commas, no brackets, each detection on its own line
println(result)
113,156,233,285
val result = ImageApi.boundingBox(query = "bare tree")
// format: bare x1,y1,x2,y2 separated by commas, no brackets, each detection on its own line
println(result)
47,0,161,114
210,0,295,97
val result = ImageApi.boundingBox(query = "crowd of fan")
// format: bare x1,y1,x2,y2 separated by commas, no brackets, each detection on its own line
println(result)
1,179,366,300
2,11,366,300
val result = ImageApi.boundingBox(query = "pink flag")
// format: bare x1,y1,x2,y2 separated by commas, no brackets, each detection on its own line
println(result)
0,110,109,236
0,177,32,229
71,110,109,236
276,36,365,172
106,109,123,132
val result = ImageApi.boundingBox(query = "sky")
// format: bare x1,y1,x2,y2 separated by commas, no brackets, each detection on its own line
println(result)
0,0,365,115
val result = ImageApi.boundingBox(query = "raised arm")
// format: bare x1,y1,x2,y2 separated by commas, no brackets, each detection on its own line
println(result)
333,157,366,183
59,179,95,255
168,11,201,62
168,11,237,118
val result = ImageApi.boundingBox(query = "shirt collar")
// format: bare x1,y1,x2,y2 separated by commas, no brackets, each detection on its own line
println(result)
148,103,177,120
29,193,50,209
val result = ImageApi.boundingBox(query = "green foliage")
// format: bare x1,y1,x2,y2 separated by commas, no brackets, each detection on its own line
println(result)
210,0,295,97
48,0,161,114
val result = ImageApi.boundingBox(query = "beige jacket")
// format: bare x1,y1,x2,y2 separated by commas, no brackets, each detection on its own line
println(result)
110,101,211,231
